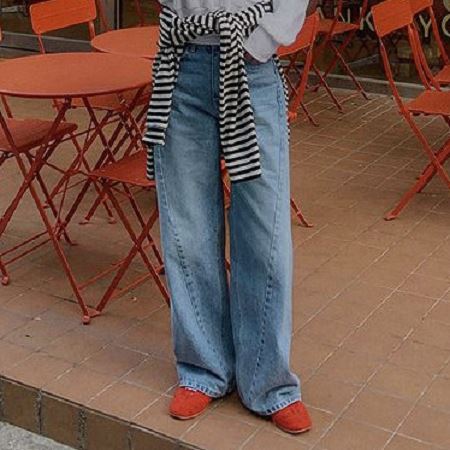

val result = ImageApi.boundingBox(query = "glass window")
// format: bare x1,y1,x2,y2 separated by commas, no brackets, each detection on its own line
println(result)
315,0,450,83
118,0,160,28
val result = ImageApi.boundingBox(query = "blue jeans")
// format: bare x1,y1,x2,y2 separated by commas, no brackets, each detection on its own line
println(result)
153,44,301,415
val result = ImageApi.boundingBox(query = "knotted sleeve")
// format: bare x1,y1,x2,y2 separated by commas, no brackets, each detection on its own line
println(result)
244,0,308,62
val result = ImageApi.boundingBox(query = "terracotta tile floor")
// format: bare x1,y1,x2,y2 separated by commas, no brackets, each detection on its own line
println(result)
0,90,449,450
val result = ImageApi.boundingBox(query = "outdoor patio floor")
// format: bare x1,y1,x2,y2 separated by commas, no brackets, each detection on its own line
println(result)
0,89,449,450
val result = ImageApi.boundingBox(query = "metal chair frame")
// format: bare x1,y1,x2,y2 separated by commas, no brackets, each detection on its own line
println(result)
88,151,170,315
314,0,370,110
409,0,450,87
29,0,150,224
372,0,450,220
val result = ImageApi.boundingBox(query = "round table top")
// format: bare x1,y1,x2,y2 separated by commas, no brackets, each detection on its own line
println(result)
0,52,152,99
91,26,160,60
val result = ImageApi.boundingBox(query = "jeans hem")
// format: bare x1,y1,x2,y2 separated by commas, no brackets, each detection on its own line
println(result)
178,378,228,399
253,393,302,416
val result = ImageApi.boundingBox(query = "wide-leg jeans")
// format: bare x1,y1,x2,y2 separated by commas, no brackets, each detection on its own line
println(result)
153,43,301,415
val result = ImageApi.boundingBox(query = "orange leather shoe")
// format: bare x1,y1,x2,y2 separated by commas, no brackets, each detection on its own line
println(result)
169,387,213,420
271,401,312,434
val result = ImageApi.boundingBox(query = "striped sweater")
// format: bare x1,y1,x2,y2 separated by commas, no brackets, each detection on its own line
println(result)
143,1,290,183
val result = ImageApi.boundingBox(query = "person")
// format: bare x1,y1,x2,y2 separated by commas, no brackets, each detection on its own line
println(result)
143,0,312,434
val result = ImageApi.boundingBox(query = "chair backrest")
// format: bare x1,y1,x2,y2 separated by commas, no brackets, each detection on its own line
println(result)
278,12,320,120
30,0,98,53
0,23,13,118
135,0,162,26
135,0,161,26
154,0,162,14
409,0,432,14
121,0,161,27
319,0,369,37
372,0,433,110
409,0,449,66
134,0,146,26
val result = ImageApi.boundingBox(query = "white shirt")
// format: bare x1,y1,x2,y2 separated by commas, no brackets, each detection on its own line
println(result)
158,0,308,61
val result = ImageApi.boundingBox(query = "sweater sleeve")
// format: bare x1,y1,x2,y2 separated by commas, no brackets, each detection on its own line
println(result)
244,0,309,62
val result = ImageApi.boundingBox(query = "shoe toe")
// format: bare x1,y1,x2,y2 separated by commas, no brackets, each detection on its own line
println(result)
272,401,312,434
169,387,212,419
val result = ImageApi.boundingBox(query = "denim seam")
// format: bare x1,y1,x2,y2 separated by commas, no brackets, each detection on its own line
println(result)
154,146,226,373
246,73,285,403
211,49,216,109
229,202,244,394
271,57,278,78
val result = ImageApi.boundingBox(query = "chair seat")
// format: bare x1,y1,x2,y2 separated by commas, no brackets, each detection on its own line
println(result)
71,86,151,111
0,118,77,154
317,19,359,36
405,90,450,116
434,65,450,84
90,151,154,187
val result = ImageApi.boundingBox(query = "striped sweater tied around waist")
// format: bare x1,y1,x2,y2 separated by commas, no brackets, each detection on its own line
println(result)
143,0,290,183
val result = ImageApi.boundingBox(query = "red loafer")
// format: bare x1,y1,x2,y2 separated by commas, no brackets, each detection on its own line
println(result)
169,387,213,420
271,401,312,434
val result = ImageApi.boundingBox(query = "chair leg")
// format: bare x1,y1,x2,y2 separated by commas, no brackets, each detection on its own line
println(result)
15,155,95,324
312,31,369,110
48,114,118,224
290,197,313,227
95,185,170,313
81,102,148,224
385,123,450,220
299,101,319,127
122,184,164,267
312,63,344,112
329,42,369,100
25,153,74,246
0,258,9,286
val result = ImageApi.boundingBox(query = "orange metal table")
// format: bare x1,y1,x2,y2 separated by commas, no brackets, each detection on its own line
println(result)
91,26,160,60
0,52,152,324
0,52,151,98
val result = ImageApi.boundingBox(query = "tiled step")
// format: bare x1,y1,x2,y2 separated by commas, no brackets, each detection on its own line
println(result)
0,376,201,450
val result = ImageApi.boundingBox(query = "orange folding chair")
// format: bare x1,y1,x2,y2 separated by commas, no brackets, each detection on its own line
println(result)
88,151,170,314
0,24,13,283
409,0,450,87
96,0,160,28
372,0,450,220
0,21,77,285
277,12,321,227
0,25,13,120
314,0,369,111
131,0,162,26
30,0,150,222
0,100,78,287
133,0,146,26
278,12,320,126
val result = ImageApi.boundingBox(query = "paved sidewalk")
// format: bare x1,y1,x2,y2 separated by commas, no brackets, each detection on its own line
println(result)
0,89,449,450
0,422,74,450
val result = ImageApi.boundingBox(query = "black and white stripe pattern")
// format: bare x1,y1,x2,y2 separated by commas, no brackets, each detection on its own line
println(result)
144,1,290,183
